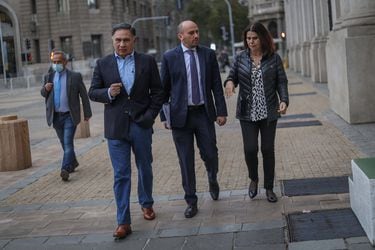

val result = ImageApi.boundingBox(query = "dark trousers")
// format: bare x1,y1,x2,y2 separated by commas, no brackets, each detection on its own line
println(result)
172,106,219,205
240,119,277,190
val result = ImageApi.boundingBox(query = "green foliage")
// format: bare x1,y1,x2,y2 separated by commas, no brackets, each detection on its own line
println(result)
186,0,249,47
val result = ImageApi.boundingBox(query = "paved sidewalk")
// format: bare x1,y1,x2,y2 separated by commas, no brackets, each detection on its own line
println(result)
0,72,374,249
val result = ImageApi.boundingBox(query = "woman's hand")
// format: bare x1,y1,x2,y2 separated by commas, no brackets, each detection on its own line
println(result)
278,102,288,114
225,81,235,98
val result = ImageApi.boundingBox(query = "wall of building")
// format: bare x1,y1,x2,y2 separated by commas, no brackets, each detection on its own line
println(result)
284,0,375,124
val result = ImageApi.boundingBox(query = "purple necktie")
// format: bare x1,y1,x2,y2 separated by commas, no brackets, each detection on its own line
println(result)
187,50,200,105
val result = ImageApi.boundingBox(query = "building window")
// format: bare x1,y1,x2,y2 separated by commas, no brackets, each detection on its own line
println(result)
33,39,41,63
267,21,278,38
31,0,37,14
91,35,102,58
60,36,73,59
57,0,69,13
88,0,98,9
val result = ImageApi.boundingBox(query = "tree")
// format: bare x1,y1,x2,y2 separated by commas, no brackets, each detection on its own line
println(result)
186,0,249,47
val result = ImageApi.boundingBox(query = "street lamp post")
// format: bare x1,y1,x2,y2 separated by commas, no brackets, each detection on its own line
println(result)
0,21,7,85
224,0,235,58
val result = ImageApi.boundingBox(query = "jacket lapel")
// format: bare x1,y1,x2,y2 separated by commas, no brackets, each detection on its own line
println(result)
131,52,142,96
176,46,187,84
66,69,71,96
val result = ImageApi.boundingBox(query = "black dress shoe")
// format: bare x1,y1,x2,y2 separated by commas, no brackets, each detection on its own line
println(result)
68,159,79,173
266,189,278,203
60,169,69,181
184,204,198,218
209,181,220,200
248,180,258,199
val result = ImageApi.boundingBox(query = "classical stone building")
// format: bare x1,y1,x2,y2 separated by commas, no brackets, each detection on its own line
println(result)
284,0,375,124
0,0,180,78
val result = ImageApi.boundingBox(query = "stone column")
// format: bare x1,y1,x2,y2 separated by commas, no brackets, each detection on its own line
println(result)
310,0,330,83
300,0,314,77
284,0,294,69
327,0,375,123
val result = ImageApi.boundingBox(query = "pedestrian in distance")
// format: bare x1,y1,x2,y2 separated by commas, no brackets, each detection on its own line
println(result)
224,22,289,203
89,23,164,240
41,50,92,182
218,47,230,73
160,20,228,218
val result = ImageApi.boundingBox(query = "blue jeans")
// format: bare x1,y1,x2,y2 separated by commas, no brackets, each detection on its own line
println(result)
53,112,77,172
107,122,154,225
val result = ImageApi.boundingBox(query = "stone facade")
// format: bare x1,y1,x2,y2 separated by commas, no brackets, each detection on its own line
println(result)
284,0,375,124
0,0,179,77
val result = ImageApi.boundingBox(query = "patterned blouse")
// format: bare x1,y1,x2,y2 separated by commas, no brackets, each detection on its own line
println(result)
250,61,268,121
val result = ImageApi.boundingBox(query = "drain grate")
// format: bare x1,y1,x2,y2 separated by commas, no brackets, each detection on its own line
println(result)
277,120,322,128
290,91,317,96
280,113,315,120
282,176,349,196
287,208,365,242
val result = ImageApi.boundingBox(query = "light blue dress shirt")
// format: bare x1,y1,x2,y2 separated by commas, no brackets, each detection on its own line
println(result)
54,70,69,112
116,51,135,94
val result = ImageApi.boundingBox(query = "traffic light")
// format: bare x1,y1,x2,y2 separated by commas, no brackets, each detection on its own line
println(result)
176,0,183,10
220,26,228,41
25,39,31,50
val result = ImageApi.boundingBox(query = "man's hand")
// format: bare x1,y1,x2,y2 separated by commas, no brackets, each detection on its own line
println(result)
45,82,53,92
225,81,235,98
278,102,288,115
216,116,227,126
110,83,122,97
163,122,171,130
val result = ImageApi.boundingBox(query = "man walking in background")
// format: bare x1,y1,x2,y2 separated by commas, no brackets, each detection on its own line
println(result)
41,50,92,182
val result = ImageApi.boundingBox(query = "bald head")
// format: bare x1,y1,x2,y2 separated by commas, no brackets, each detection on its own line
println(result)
177,20,198,34
177,20,200,49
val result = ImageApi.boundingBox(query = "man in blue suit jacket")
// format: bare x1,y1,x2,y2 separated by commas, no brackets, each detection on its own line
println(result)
161,20,228,218
89,23,164,239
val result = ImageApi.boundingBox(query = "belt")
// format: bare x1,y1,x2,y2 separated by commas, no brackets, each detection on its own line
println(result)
55,111,70,115
187,105,204,111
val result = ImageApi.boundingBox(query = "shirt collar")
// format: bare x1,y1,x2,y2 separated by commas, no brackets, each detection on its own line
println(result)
115,51,135,60
181,43,197,53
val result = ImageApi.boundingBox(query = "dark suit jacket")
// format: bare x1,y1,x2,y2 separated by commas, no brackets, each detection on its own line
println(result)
88,52,164,140
160,45,227,128
41,69,92,127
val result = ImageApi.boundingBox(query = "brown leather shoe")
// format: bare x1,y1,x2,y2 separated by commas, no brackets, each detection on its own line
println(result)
141,207,156,220
113,224,132,239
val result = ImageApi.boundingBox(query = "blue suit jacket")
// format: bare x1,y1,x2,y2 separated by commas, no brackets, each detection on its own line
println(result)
161,45,227,128
89,52,164,139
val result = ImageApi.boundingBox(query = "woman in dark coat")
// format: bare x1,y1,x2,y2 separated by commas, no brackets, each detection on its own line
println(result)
224,22,289,202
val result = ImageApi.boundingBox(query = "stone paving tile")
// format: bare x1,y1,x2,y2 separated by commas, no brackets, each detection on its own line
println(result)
235,244,286,250
184,233,234,250
288,239,346,250
44,235,84,245
159,227,199,238
144,237,186,250
2,237,48,248
234,228,285,247
347,243,375,250
198,224,241,235
0,239,10,249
